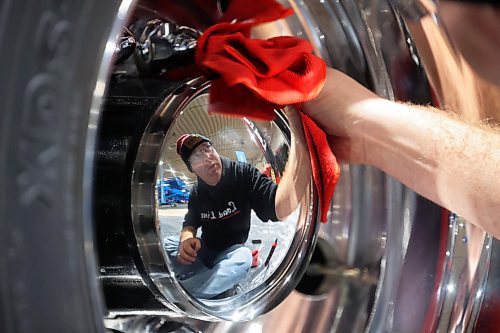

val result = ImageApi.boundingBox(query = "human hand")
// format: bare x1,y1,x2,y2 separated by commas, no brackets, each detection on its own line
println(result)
302,68,382,164
284,106,306,142
177,237,201,265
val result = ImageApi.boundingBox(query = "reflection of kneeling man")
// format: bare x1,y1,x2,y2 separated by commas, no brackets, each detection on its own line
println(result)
164,113,310,299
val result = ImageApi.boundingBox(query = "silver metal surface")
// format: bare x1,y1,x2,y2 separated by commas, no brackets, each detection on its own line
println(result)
202,0,493,332
84,0,137,331
97,0,495,331
105,315,206,333
134,19,200,74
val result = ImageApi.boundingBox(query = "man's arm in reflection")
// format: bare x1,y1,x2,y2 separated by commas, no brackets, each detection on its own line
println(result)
177,226,201,265
274,108,312,221
303,68,500,238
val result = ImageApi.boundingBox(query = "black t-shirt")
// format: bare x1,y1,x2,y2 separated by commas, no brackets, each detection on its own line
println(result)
182,156,278,250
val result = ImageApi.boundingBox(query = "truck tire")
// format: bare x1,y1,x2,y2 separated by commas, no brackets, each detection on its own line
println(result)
0,1,120,332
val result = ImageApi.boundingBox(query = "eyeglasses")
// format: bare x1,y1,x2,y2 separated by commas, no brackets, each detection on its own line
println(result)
189,144,215,163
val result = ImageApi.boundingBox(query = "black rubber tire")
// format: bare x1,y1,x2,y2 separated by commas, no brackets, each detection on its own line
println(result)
0,1,120,332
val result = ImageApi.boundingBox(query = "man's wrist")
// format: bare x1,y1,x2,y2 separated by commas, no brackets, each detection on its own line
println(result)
180,234,194,242
347,97,389,166
180,227,196,242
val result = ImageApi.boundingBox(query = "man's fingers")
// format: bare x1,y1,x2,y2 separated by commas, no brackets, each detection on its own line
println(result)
183,243,198,257
193,238,201,252
183,247,196,257
177,251,195,265
182,238,201,256
176,238,200,264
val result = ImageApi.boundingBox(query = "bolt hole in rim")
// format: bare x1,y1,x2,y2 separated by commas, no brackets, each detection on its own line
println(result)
87,0,493,331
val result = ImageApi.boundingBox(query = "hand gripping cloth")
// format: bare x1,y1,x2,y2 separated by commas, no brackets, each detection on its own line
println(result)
196,0,340,222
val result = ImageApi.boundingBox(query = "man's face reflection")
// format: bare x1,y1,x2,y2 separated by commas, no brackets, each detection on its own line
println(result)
189,142,223,185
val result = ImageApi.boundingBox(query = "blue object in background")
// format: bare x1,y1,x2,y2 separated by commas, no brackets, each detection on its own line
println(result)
235,150,247,163
157,177,190,206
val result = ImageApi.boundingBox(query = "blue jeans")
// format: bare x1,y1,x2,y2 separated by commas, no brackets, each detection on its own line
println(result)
163,235,252,299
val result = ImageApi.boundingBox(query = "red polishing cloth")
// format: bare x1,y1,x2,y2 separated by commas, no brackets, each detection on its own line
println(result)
300,113,340,222
196,0,339,222
251,249,259,268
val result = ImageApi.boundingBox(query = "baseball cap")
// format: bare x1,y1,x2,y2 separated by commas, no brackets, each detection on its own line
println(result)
176,133,212,171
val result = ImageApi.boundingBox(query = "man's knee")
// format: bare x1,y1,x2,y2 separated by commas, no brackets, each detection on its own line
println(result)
231,246,252,270
163,235,180,255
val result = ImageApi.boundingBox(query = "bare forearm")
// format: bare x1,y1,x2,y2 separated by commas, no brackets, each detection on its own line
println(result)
275,109,312,220
304,68,500,237
356,98,500,237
